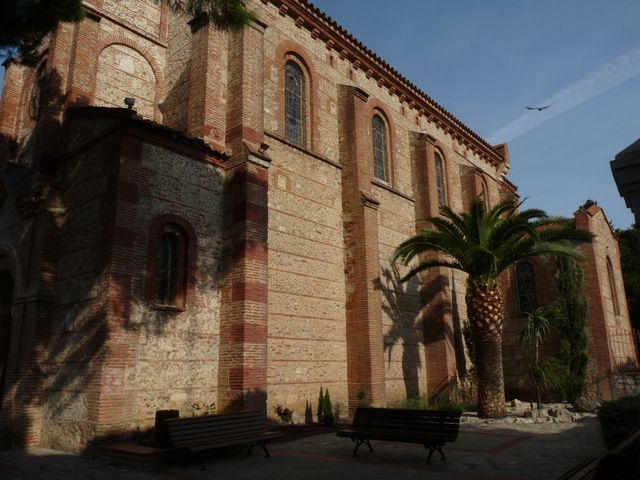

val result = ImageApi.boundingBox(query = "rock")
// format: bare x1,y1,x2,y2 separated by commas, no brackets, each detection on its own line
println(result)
523,409,533,418
572,397,601,413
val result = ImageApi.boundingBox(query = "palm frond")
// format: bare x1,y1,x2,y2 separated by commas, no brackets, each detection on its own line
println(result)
393,196,593,285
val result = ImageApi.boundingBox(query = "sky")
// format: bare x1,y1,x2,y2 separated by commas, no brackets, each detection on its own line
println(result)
312,0,639,229
1,1,638,228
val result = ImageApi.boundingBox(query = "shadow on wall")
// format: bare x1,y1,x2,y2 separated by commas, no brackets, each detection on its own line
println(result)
0,66,228,450
389,267,471,401
0,66,107,448
375,265,423,400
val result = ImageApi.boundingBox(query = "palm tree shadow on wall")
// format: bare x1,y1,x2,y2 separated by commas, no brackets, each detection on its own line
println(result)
375,265,423,400
375,265,471,403
421,272,471,398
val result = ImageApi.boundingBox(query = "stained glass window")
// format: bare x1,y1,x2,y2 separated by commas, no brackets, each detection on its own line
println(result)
435,151,447,207
285,60,305,145
158,224,185,306
516,261,537,315
372,114,389,182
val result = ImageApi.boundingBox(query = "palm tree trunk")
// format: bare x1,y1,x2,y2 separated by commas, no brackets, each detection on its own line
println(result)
466,281,507,418
474,327,507,418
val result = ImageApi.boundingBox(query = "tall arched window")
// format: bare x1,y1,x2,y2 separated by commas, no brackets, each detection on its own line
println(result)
434,151,447,207
157,224,188,307
284,60,305,145
372,114,389,182
607,257,620,316
516,261,537,315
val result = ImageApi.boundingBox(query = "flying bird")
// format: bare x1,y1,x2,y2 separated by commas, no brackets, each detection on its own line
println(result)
526,105,551,111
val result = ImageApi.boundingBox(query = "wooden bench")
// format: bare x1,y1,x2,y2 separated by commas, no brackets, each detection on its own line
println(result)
164,410,283,470
336,407,462,464
555,429,640,480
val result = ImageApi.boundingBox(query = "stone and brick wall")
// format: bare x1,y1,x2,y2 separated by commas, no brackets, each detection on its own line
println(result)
576,205,638,399
38,128,116,450
113,139,225,431
4,0,635,452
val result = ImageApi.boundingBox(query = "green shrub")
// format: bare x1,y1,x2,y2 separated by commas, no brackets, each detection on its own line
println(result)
322,389,335,426
398,397,427,410
317,387,324,424
597,394,640,449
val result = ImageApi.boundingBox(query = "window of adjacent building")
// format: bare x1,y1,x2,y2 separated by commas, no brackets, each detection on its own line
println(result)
372,114,389,182
157,224,187,307
607,257,620,316
516,261,537,315
435,151,447,207
284,60,305,145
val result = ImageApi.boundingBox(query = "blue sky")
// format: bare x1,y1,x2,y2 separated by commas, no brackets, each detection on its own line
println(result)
314,0,640,229
1,1,638,227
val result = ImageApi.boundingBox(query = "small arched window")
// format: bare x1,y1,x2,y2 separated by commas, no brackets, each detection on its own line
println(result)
28,63,47,120
434,151,447,207
284,60,305,145
157,224,188,307
516,261,537,315
372,114,390,182
607,257,620,316
478,174,489,209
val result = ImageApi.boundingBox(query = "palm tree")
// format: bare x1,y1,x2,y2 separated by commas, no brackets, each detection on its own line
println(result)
519,306,566,411
158,0,255,30
393,198,592,418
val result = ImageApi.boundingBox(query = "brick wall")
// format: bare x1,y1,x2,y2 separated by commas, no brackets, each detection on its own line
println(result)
94,44,157,119
576,206,638,399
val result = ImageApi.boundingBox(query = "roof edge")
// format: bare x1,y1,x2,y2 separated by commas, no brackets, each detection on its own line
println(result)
271,0,504,166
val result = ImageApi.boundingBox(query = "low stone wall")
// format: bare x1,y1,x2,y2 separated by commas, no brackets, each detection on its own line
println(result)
613,371,640,398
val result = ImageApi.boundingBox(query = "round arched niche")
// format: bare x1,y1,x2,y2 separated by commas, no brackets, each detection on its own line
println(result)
94,44,157,119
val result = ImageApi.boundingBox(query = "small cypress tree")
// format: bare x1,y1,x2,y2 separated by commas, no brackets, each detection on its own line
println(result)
322,389,335,426
556,246,589,402
317,387,324,424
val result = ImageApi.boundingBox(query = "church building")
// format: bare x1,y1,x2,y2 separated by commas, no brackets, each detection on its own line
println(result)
0,0,637,451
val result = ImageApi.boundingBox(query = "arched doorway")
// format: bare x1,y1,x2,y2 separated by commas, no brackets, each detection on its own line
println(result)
0,269,14,408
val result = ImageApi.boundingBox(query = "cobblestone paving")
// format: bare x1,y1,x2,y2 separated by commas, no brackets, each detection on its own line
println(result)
0,417,605,480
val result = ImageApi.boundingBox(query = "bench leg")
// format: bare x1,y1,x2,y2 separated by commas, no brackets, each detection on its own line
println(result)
182,449,189,467
425,445,445,465
352,437,373,457
247,441,271,458
196,451,206,471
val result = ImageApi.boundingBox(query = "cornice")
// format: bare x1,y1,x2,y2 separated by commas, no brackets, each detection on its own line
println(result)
263,0,504,167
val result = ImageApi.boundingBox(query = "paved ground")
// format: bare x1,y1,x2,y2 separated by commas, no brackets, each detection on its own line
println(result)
0,417,605,480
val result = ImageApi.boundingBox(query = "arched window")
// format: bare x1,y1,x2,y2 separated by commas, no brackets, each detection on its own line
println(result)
435,151,447,207
28,63,47,120
516,261,537,315
157,223,188,307
284,60,305,145
478,174,489,209
146,215,196,310
607,257,620,316
372,114,389,182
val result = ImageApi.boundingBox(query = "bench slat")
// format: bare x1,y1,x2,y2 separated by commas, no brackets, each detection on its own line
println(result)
170,428,270,444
